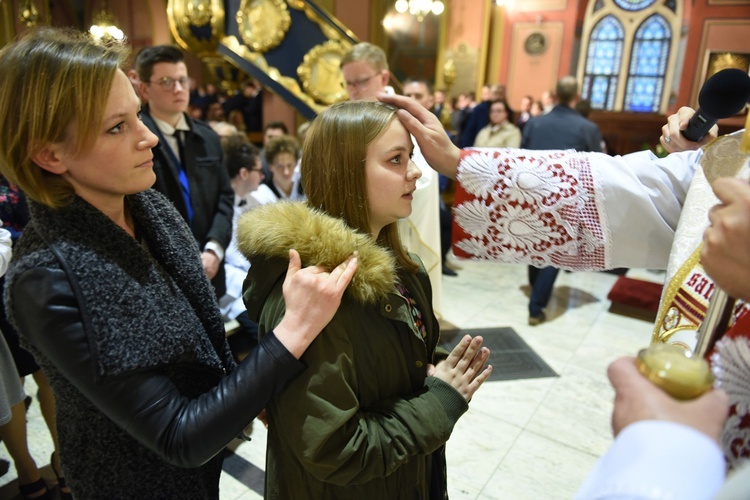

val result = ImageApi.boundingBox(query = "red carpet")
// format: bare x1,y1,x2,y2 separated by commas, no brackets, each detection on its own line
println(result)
607,276,663,322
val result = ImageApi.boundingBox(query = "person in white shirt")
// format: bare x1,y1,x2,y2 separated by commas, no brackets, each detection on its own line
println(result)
251,135,304,205
219,135,265,354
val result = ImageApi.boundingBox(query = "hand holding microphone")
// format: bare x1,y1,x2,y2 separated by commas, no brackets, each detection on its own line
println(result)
683,68,750,142
661,68,750,153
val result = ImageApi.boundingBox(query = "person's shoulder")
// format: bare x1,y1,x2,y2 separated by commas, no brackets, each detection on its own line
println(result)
139,108,158,130
250,184,277,205
188,116,224,151
189,116,220,137
504,121,521,132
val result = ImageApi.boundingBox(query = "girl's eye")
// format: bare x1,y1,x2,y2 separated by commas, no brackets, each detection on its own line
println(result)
390,154,402,164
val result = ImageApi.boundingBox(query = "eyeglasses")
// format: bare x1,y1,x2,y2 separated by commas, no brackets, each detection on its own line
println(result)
147,76,190,91
345,73,378,90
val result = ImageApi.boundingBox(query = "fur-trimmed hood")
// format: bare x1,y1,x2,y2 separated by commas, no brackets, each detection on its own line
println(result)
237,202,398,304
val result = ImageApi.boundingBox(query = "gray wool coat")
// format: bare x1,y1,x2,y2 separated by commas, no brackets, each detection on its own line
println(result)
4,190,304,499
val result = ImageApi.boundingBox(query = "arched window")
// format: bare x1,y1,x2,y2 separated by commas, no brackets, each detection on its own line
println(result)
624,14,671,112
613,0,656,11
578,0,681,113
582,15,624,111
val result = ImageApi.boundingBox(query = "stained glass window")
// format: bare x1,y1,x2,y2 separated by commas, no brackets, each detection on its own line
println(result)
582,15,624,110
613,0,656,11
624,15,670,112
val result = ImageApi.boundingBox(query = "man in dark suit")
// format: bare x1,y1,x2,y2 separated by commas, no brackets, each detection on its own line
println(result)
136,45,234,298
459,84,505,148
521,76,603,325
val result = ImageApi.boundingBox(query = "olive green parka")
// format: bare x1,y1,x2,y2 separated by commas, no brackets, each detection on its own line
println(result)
238,202,468,499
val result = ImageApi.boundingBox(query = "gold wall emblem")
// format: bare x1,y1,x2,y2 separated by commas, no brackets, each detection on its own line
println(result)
236,0,291,53
186,0,213,26
169,0,225,57
297,40,350,105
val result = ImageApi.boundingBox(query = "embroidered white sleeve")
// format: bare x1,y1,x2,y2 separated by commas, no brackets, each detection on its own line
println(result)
454,148,608,270
711,336,750,469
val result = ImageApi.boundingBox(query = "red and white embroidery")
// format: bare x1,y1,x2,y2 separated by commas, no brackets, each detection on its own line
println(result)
711,334,750,469
453,149,607,270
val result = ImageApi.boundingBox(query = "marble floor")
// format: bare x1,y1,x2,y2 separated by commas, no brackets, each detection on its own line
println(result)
0,259,664,499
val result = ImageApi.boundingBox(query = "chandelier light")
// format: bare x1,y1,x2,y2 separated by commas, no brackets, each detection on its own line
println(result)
18,0,40,27
395,0,445,22
90,1,124,41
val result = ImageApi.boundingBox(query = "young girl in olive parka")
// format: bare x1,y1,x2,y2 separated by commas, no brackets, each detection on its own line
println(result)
239,100,493,499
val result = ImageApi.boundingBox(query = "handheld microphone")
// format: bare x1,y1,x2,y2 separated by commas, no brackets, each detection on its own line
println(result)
682,68,750,142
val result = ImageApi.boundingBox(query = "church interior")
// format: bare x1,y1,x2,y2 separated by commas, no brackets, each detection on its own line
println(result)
1,0,749,498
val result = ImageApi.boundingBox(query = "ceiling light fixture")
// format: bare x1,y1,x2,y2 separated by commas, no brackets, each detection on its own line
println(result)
90,1,124,41
394,0,445,22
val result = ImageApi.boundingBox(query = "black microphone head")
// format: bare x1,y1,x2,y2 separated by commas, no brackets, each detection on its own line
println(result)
698,68,750,118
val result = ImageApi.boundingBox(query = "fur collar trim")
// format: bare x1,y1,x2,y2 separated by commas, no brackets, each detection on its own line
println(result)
237,202,397,304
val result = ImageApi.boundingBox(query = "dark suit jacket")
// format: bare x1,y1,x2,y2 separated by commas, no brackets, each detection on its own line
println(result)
141,109,234,297
459,100,491,148
521,104,603,152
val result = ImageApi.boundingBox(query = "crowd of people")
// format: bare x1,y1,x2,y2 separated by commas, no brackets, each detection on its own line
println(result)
0,26,748,500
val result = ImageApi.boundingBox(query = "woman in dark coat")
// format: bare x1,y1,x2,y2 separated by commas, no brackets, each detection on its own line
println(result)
0,28,356,499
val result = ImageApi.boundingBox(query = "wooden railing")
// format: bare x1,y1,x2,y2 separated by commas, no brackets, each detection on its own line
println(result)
590,111,744,157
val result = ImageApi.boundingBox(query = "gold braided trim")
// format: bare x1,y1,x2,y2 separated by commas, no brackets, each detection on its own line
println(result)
651,244,704,344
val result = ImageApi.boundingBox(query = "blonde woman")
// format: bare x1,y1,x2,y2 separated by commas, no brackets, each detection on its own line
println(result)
0,28,356,499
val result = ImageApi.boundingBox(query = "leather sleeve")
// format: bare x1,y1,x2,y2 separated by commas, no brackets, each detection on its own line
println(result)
11,267,305,468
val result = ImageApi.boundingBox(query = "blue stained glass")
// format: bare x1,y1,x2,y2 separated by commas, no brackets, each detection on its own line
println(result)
582,75,591,99
583,15,624,110
607,76,618,108
614,0,656,11
625,15,670,112
593,0,605,12
625,76,664,112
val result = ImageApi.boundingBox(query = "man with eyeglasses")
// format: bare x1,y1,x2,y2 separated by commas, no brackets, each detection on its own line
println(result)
136,45,234,298
340,43,444,314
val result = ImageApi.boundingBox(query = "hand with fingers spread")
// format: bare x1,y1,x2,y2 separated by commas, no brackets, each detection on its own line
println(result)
660,106,718,153
377,92,461,178
701,178,750,301
430,335,492,401
273,249,358,359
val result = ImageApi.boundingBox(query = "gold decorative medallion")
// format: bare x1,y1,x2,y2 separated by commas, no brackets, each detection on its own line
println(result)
221,35,328,115
168,0,225,56
186,0,213,26
236,0,291,53
297,40,350,105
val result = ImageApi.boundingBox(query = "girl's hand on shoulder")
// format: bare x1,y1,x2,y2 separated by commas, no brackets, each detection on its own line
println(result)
431,335,492,401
